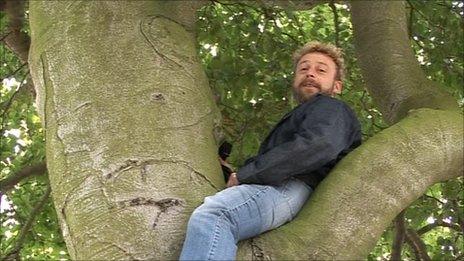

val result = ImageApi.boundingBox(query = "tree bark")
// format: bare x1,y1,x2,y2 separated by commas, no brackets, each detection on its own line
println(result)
2,0,30,64
242,108,462,260
351,1,458,124
29,1,222,259
27,0,463,260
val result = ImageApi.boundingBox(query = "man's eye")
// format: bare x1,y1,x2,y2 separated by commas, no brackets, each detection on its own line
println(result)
318,69,326,73
300,67,308,71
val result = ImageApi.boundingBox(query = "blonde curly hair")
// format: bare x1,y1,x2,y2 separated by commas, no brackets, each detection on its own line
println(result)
292,41,345,81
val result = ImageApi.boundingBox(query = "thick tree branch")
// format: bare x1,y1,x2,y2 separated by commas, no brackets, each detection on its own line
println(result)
0,162,47,192
351,1,458,124
391,210,406,261
3,0,30,64
1,185,51,261
405,228,432,261
242,109,463,260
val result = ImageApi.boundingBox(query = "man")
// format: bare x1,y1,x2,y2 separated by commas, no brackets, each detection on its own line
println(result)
180,42,362,260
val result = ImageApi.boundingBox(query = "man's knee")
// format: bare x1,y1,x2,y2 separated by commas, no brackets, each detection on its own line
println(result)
191,194,228,218
187,193,235,230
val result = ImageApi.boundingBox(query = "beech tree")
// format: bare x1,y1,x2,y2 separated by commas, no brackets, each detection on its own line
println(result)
1,1,462,260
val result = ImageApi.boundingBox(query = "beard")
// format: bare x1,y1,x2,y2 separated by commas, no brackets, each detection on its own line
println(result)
292,78,334,104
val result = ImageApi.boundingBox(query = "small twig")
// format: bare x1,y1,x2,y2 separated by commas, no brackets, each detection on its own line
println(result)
291,13,308,43
423,194,446,205
0,62,28,82
435,2,464,18
281,30,300,45
1,185,51,261
0,31,12,42
270,17,300,45
0,162,47,192
405,228,432,261
406,0,446,32
391,210,406,261
417,220,462,235
329,0,340,47
455,252,464,261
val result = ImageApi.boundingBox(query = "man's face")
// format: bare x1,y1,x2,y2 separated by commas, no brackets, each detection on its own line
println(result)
292,52,342,103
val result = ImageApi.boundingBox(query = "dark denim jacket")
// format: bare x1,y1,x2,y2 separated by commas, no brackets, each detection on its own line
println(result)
236,94,362,188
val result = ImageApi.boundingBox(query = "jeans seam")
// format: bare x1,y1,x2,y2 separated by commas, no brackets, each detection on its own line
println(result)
206,186,271,260
280,180,296,218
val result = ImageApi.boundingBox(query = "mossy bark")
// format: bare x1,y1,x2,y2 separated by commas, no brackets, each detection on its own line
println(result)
350,1,458,124
240,109,463,260
29,1,222,259
27,0,463,260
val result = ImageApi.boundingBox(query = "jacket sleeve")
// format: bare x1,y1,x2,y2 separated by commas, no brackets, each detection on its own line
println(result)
236,99,356,185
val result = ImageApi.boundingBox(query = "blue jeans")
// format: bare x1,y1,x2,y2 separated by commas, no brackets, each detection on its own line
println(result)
179,178,312,260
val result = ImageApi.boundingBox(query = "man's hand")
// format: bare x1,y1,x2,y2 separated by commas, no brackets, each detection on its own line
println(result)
226,173,240,187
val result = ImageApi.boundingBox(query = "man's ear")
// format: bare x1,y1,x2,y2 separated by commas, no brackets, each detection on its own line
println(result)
332,80,343,95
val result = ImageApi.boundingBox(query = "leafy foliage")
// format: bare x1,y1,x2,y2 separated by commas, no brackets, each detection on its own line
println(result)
0,1,462,260
197,2,387,166
196,1,463,260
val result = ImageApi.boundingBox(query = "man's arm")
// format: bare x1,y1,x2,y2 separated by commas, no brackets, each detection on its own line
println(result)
236,99,359,185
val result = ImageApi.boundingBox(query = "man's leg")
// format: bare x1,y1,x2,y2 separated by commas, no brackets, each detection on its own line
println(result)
179,178,312,260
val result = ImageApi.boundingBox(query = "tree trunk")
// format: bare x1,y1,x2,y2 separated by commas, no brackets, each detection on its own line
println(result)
28,1,222,259
28,1,463,260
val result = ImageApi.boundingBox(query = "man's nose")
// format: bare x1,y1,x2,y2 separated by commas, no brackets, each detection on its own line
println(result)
305,68,316,78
